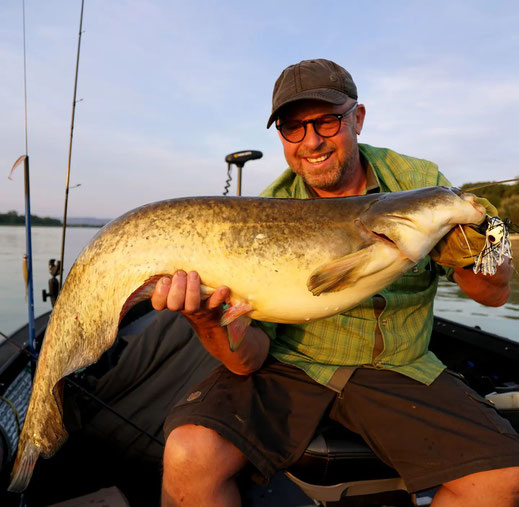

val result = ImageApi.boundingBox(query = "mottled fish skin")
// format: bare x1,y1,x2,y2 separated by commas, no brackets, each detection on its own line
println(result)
8,187,485,492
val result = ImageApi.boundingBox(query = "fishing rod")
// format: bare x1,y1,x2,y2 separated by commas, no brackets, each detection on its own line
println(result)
58,0,85,291
7,0,36,365
463,177,519,193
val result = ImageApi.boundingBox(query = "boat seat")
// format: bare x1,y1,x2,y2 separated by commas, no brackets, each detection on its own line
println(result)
285,401,519,504
285,423,410,504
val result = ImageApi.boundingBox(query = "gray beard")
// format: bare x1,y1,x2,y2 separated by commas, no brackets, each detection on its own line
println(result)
305,147,359,192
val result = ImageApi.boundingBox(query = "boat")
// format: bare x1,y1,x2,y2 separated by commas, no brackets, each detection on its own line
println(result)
1,149,518,506
4,2,518,502
0,294,517,506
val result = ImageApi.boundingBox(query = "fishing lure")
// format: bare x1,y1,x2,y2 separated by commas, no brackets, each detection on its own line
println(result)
473,217,513,275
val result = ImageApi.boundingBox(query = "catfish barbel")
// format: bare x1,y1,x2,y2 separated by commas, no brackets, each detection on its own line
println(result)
9,186,486,491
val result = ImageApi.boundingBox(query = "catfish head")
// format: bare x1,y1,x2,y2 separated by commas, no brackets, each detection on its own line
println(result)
356,186,486,262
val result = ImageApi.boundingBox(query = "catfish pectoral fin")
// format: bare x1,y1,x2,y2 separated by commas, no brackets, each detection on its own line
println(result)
220,303,254,351
220,303,254,326
226,315,252,352
307,247,374,296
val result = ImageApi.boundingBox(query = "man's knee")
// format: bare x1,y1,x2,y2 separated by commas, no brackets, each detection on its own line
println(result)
164,424,247,477
482,466,519,499
162,424,247,506
439,466,519,505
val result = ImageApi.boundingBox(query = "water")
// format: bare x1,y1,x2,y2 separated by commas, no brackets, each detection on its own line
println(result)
435,235,519,340
0,226,518,341
0,226,100,336
435,276,519,339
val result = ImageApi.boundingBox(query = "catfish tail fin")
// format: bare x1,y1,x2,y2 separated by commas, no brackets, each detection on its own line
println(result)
8,378,69,492
8,436,40,492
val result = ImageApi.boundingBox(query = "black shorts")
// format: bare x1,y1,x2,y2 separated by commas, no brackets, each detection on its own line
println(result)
163,358,519,492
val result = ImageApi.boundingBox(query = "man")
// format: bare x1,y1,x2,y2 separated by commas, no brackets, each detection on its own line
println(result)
152,59,519,506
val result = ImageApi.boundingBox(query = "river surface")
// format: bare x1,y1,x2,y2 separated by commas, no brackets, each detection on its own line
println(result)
1,226,518,341
0,226,101,337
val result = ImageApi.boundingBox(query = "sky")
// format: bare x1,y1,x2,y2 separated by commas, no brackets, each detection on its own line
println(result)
1,0,518,220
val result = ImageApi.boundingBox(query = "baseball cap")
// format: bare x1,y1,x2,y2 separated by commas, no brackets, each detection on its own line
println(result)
267,59,358,128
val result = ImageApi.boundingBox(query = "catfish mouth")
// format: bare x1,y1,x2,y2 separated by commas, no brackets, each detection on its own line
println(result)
358,214,418,246
355,216,423,261
371,231,397,245
354,218,400,249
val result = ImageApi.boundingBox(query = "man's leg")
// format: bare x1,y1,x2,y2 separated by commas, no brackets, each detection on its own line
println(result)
432,466,519,507
162,360,336,506
331,369,519,496
162,424,249,507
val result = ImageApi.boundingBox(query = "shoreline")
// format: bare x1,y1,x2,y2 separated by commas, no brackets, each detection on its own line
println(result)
0,224,104,228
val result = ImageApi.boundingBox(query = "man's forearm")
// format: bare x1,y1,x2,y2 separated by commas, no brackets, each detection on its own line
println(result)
453,258,514,307
151,272,270,374
187,315,270,375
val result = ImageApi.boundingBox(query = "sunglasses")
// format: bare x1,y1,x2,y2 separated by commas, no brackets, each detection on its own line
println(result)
276,103,358,143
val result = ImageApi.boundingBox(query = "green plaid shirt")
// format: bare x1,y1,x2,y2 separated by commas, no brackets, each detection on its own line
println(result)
256,144,451,390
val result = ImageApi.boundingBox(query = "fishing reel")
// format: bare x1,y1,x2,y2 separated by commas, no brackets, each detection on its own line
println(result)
42,259,61,307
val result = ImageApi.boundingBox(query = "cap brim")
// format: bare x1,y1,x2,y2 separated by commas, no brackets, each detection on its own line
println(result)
266,88,350,128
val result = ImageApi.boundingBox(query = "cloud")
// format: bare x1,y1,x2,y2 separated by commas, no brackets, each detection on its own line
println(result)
2,1,519,219
360,60,519,184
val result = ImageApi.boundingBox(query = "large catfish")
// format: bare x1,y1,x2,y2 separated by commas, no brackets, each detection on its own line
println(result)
9,186,486,491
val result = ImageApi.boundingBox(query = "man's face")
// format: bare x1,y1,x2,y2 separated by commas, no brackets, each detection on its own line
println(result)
277,99,365,192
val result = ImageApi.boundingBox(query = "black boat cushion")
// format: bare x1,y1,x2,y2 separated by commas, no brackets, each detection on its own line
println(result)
287,422,399,486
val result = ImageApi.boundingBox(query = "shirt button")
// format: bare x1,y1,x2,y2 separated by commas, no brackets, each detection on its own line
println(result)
381,319,387,326
412,266,419,273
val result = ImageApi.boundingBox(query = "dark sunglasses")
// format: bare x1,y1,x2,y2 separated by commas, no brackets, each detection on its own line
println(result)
276,102,358,143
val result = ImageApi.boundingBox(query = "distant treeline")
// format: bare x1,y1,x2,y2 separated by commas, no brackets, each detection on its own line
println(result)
0,210,104,227
0,210,61,226
461,181,519,225
2,181,518,228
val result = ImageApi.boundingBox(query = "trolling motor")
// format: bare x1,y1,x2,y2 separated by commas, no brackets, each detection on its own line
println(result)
42,259,61,307
223,150,263,196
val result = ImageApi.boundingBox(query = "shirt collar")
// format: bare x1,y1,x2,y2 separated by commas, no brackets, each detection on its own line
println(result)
364,160,380,194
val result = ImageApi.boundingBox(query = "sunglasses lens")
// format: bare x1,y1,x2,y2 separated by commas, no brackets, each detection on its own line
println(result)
280,121,305,143
278,108,353,143
315,115,341,137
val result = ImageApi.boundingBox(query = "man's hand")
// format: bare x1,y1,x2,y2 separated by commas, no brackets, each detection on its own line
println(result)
430,225,487,268
151,271,229,325
430,196,498,269
453,257,514,307
151,271,270,374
